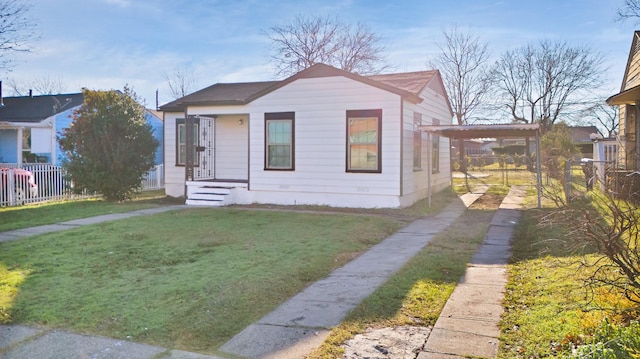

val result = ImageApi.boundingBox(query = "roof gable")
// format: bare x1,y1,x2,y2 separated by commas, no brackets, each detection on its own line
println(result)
0,93,84,123
620,31,640,92
159,63,453,112
251,63,424,104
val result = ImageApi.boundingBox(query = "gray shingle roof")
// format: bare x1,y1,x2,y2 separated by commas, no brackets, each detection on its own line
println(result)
160,81,280,111
0,93,84,123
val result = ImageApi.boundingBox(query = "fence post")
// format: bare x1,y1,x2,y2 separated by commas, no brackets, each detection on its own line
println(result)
565,159,572,203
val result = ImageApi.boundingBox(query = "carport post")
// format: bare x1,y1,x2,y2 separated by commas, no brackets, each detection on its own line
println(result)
427,132,432,207
536,131,542,208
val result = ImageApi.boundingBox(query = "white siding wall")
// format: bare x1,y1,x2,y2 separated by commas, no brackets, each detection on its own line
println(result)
246,76,403,208
164,112,184,197
215,115,248,180
400,84,453,207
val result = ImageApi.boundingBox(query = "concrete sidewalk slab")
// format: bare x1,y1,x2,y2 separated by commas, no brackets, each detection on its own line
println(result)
461,266,508,286
433,316,500,338
61,212,145,225
0,325,44,349
421,328,499,358
1,223,79,238
0,330,166,359
221,324,330,359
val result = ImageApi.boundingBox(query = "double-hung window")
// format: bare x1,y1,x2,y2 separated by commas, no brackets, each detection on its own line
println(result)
265,112,294,170
346,109,382,173
176,118,199,166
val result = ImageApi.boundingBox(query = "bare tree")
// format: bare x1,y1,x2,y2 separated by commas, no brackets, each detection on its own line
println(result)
492,40,605,132
164,67,198,100
32,75,67,95
429,27,492,126
334,22,386,74
616,0,640,22
266,14,387,77
6,77,24,95
570,189,640,306
0,0,37,69
577,100,619,138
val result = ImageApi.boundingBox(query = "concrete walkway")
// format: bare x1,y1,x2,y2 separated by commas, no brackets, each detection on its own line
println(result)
418,185,525,359
219,186,490,359
0,184,526,359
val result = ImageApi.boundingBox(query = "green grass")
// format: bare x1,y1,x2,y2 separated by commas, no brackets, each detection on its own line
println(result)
498,187,640,358
0,190,182,232
307,195,501,358
0,207,402,354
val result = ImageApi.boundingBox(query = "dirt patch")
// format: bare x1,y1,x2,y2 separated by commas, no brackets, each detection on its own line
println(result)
468,192,505,210
342,326,431,359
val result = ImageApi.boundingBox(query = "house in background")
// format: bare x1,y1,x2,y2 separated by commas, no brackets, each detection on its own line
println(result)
607,30,640,171
568,125,599,158
0,91,164,165
160,63,453,208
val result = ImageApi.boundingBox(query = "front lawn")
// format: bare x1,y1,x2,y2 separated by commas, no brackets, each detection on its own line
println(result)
0,207,402,354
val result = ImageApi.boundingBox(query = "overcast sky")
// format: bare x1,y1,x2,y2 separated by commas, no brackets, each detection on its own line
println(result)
4,0,638,110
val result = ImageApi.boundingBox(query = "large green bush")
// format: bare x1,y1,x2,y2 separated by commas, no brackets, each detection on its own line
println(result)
58,87,158,201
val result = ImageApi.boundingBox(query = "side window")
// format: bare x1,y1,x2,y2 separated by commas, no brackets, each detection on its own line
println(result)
176,119,199,166
265,112,295,170
414,112,423,170
346,109,382,173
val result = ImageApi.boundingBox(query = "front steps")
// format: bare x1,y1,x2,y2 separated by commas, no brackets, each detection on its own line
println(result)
185,181,248,206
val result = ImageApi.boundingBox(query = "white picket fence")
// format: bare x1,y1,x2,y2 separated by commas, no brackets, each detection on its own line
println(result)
1,163,164,207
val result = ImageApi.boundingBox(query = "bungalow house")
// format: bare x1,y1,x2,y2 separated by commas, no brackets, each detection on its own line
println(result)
606,30,640,171
160,63,453,208
0,91,164,165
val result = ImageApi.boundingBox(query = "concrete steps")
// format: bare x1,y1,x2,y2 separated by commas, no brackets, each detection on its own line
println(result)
185,181,247,206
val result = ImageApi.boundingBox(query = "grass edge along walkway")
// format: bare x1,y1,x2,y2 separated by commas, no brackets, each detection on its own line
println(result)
218,186,489,358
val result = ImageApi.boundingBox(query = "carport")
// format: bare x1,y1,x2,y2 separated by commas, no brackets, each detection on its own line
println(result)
421,123,542,208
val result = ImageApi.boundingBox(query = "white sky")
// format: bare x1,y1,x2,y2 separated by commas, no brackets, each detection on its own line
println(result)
4,0,638,110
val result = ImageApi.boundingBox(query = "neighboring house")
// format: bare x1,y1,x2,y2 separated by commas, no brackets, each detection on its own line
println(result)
159,63,453,208
607,30,640,171
568,125,599,158
0,92,164,165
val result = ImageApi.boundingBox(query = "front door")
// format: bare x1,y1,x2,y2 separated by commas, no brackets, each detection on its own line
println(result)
186,115,215,180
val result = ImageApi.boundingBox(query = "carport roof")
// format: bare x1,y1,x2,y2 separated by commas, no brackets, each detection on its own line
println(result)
420,123,540,139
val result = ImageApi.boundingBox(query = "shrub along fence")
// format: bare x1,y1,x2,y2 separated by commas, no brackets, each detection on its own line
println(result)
0,163,164,207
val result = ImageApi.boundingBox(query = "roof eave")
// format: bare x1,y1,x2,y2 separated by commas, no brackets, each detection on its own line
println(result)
606,84,640,105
